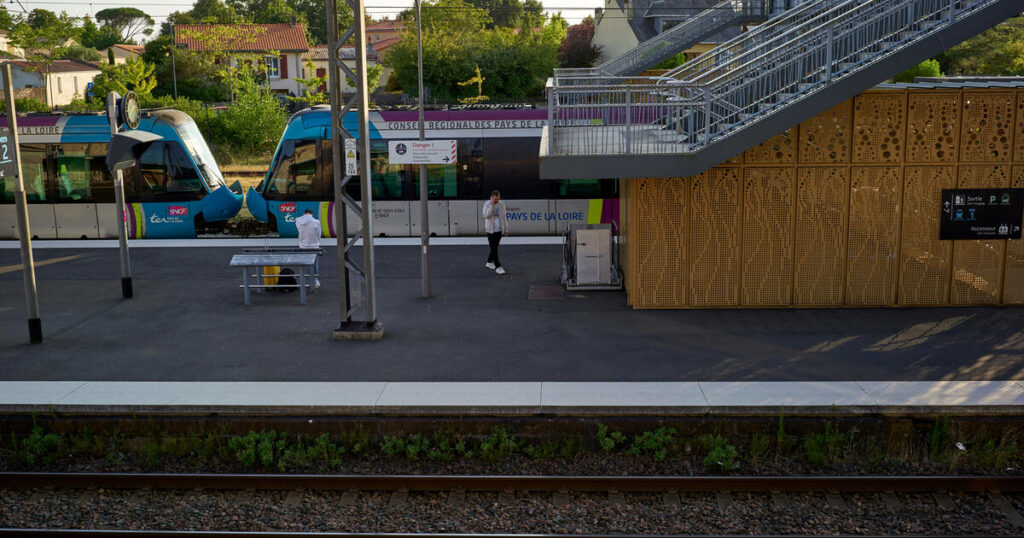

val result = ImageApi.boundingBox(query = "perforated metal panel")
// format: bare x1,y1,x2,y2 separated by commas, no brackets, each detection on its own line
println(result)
846,166,901,305
959,92,1015,162
907,93,960,163
741,167,794,306
1016,93,1024,162
689,167,741,306
634,178,689,307
950,165,1009,304
853,93,906,164
794,167,848,305
1005,166,1024,304
799,101,852,164
744,129,796,164
898,166,955,305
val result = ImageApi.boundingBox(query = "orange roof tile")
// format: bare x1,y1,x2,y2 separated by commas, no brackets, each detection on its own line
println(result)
173,23,309,53
371,36,403,55
367,19,404,32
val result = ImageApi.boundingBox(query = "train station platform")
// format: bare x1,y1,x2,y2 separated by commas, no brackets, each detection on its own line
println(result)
1,239,1023,416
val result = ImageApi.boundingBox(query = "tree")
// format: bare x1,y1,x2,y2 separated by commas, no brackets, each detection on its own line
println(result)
558,16,601,68
95,8,155,43
25,9,58,30
176,25,272,103
56,44,103,63
346,63,383,94
0,8,13,32
457,65,488,104
221,75,287,156
385,2,563,99
894,59,942,82
90,56,159,101
9,12,77,107
937,17,1024,75
467,0,543,29
291,59,328,106
78,16,122,50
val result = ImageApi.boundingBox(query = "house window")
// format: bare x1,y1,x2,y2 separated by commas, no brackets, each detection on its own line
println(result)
57,77,62,94
265,55,280,79
73,77,78,95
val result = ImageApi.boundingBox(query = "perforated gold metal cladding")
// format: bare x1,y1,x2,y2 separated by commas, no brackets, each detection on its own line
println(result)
846,166,902,305
960,92,1015,163
951,165,1010,304
853,93,906,163
620,88,1024,309
690,169,741,307
907,92,960,163
794,167,848,306
800,101,852,164
744,129,796,164
899,166,955,305
633,178,689,308
1007,167,1024,304
742,167,795,306
1016,94,1024,162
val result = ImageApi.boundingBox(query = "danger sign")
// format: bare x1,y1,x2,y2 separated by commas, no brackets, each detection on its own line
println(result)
388,140,457,165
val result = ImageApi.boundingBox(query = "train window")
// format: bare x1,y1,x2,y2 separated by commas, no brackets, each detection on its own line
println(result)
482,137,549,199
426,163,457,199
370,141,403,200
53,143,113,203
457,138,483,199
19,144,49,202
130,142,204,201
558,179,604,198
267,140,320,199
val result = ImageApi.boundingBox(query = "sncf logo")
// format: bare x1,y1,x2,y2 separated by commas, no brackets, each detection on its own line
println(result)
168,205,188,216
279,203,297,213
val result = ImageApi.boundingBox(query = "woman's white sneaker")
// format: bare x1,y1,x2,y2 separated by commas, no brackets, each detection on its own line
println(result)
495,267,506,275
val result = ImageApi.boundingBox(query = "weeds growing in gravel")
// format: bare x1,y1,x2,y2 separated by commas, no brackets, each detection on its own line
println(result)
479,428,518,462
596,424,626,452
699,434,739,472
803,422,845,465
22,425,60,465
626,427,677,461
928,416,951,460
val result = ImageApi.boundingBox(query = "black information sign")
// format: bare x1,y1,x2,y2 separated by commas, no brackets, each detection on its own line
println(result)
0,134,16,180
940,188,1024,240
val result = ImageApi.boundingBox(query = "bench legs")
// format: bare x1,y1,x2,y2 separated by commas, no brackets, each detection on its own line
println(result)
242,267,251,305
299,268,307,305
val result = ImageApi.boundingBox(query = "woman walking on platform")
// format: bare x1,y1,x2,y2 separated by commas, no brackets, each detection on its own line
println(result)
482,190,510,275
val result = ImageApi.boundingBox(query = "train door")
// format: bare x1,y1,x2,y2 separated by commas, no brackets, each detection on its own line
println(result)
124,141,205,238
51,143,110,238
0,143,57,239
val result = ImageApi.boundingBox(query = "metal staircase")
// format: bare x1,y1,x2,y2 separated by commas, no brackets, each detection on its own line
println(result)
556,0,772,79
540,0,1022,179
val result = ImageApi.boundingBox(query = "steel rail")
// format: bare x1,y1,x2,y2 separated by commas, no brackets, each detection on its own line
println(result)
2,473,1022,493
0,528,1007,532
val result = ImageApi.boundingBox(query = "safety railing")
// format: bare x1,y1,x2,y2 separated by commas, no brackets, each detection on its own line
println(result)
554,0,772,81
547,0,999,157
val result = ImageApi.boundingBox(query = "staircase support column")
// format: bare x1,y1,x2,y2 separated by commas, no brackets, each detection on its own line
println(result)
624,88,632,154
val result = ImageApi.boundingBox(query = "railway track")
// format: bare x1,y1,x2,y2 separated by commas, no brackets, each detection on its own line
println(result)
2,474,1023,537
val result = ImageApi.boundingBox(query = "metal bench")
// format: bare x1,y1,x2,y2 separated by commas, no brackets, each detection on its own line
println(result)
229,252,318,305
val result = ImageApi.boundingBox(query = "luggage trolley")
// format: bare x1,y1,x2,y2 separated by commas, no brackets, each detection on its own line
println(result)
561,223,623,291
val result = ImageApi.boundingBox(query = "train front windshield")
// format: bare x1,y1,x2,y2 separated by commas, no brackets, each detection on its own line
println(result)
177,120,225,190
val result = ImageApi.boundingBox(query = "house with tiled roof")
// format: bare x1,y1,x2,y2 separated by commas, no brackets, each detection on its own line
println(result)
299,43,391,95
173,21,310,95
8,60,101,107
366,19,404,44
99,44,146,65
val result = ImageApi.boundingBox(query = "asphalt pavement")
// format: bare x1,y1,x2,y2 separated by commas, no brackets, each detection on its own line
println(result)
1,242,1022,382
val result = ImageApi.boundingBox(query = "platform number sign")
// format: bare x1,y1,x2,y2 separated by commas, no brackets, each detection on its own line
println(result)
344,138,357,176
940,188,1024,239
0,134,16,180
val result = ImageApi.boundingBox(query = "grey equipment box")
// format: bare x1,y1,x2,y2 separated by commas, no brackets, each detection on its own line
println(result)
561,223,623,290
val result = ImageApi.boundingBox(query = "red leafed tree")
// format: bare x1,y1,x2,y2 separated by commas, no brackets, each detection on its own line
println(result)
558,16,601,68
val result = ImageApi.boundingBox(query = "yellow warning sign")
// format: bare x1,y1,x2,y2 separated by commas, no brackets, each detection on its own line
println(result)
346,150,355,158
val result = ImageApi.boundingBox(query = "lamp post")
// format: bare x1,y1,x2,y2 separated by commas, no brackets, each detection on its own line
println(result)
416,0,431,298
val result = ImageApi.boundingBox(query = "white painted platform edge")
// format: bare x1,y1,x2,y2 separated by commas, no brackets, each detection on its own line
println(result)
0,237,563,249
0,381,1022,413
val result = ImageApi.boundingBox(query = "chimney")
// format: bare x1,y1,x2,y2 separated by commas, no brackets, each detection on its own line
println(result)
290,15,297,27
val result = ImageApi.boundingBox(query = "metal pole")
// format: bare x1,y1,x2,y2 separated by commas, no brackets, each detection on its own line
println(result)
3,63,41,344
171,45,178,99
417,0,430,298
327,0,352,323
113,168,132,298
353,0,379,323
107,96,132,299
